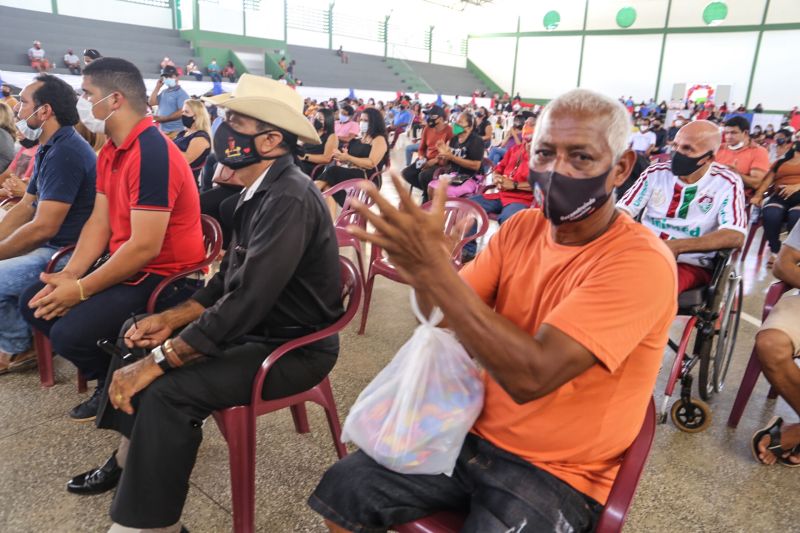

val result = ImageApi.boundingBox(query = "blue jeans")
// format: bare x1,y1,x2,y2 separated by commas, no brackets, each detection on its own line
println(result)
309,433,601,533
488,146,507,166
462,195,529,256
406,143,420,166
0,245,61,354
762,191,800,254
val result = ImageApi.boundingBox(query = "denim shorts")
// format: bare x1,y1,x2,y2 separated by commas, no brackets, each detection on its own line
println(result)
308,434,602,533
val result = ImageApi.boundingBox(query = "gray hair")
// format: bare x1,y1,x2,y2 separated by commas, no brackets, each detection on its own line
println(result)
533,89,632,161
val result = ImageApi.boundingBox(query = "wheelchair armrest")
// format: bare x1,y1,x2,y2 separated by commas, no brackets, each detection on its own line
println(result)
706,248,736,300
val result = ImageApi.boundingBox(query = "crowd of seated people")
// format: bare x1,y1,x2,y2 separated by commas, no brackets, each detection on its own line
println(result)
3,46,800,533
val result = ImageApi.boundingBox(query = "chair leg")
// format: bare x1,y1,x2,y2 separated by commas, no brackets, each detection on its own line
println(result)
757,231,769,257
727,348,764,428
77,372,88,393
742,223,758,258
216,409,257,533
317,378,348,459
767,386,779,400
33,332,55,388
357,273,377,335
290,404,310,434
353,243,365,287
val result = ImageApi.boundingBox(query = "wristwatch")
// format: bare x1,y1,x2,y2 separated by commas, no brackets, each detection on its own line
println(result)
151,344,172,373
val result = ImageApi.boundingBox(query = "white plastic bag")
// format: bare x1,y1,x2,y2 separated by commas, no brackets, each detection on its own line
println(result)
341,291,484,476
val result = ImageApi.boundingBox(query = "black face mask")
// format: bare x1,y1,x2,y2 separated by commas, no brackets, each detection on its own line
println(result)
670,150,713,177
427,118,438,128
19,138,38,149
181,115,195,128
313,118,324,131
528,167,613,225
776,138,787,146
213,121,280,170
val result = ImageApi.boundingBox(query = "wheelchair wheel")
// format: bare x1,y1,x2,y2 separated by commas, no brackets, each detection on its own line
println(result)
712,273,743,392
670,398,712,433
698,270,743,399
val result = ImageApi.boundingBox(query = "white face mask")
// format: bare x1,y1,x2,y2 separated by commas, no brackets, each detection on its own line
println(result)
728,141,745,151
16,106,44,141
359,121,369,135
77,94,115,134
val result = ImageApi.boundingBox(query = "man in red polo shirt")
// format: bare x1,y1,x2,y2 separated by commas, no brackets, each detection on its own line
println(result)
21,57,205,421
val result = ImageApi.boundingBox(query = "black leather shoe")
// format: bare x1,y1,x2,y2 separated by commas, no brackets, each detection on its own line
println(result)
68,385,103,422
67,451,121,495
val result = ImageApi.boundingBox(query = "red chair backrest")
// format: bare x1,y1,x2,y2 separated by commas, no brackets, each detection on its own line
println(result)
200,214,224,262
145,214,222,312
322,179,376,231
762,281,793,320
420,198,490,266
249,255,362,406
594,397,656,533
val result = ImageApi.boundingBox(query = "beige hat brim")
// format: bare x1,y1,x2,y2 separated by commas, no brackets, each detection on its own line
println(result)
200,93,232,106
211,94,321,145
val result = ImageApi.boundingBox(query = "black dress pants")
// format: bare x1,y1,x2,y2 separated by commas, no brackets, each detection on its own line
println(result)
401,164,438,202
96,318,338,528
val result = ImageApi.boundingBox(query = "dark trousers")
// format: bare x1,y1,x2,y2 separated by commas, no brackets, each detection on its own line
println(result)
200,185,241,249
401,164,438,202
762,191,800,253
18,275,192,382
309,434,602,533
98,317,338,528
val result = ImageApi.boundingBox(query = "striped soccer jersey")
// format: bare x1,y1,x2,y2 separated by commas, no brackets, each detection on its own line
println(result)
617,161,747,268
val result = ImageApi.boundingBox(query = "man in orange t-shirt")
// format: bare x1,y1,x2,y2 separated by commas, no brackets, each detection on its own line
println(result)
715,116,770,196
310,89,677,533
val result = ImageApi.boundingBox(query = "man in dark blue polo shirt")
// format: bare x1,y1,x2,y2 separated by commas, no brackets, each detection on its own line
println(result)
0,74,95,374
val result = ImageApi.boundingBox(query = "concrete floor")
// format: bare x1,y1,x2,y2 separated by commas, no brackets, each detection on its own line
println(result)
1,143,798,532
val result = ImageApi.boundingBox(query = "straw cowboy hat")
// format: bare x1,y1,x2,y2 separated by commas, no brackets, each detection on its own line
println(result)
203,74,319,145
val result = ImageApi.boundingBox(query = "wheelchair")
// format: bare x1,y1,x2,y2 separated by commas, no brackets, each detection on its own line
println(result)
660,249,743,432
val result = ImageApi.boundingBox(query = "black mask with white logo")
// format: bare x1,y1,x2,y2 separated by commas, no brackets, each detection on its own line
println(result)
528,168,612,225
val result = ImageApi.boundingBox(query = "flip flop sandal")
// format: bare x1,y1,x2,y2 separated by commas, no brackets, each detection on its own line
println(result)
751,416,786,465
8,350,37,370
779,443,800,468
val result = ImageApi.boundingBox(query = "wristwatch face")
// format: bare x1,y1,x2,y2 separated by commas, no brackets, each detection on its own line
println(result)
152,345,166,363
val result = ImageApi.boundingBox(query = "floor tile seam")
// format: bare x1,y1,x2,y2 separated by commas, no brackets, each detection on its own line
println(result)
0,412,67,441
188,480,233,515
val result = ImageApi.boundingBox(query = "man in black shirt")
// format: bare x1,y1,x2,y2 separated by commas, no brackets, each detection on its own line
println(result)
650,119,667,154
65,75,343,532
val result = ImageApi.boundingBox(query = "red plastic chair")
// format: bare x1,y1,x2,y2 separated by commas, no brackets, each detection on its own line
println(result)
211,255,362,533
727,281,794,428
394,398,657,533
742,218,769,260
322,179,377,284
358,198,489,335
33,215,222,390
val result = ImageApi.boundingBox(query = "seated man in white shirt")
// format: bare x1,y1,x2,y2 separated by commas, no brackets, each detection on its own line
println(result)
629,120,656,156
618,120,747,293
